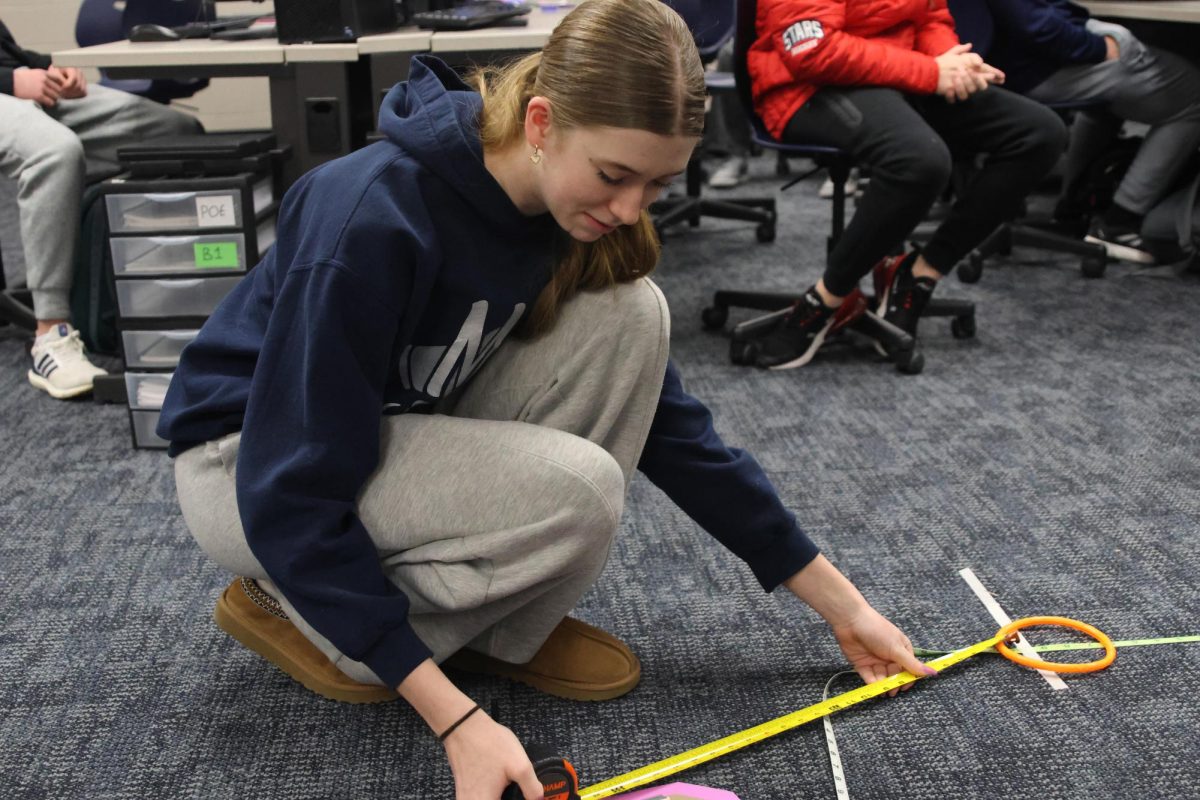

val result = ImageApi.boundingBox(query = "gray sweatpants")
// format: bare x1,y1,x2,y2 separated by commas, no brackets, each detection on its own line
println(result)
174,278,671,685
1027,20,1200,215
0,83,201,319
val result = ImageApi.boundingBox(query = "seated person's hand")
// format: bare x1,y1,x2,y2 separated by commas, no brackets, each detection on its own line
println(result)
1104,35,1120,61
48,66,88,99
12,67,63,107
935,44,1004,103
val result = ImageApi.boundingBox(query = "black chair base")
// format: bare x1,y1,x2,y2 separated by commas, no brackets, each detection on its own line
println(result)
0,283,37,332
652,195,777,243
957,222,1109,283
702,290,976,374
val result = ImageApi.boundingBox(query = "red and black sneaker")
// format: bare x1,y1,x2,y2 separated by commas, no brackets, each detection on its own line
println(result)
873,251,936,339
755,287,868,370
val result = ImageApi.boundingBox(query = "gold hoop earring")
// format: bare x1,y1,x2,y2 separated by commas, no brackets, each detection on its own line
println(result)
529,145,543,165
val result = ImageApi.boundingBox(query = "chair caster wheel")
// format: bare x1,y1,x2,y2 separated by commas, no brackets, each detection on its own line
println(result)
701,306,728,330
950,314,976,339
755,222,776,243
1081,254,1106,278
730,338,761,366
893,347,925,375
958,254,983,284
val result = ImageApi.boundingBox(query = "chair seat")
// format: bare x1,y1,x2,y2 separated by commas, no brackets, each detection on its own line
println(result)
705,72,736,92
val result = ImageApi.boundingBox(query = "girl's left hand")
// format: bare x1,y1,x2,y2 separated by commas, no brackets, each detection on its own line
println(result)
829,605,936,697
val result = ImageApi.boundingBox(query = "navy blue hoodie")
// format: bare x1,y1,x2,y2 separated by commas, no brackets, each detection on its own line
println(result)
948,0,1107,94
159,55,818,689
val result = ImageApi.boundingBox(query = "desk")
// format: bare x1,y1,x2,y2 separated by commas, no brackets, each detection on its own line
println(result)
52,37,371,184
430,7,566,52
51,10,570,187
1078,1,1200,69
1078,1,1200,24
364,9,568,127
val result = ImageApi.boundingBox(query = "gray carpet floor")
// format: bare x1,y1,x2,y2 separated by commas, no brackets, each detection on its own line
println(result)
2,160,1199,799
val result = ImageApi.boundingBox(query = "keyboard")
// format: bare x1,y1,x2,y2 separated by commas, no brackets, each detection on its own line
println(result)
413,1,531,30
174,15,264,39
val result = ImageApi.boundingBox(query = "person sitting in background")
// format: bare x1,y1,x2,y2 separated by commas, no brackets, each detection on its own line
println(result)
747,0,1066,369
707,39,756,188
952,0,1200,264
0,17,201,399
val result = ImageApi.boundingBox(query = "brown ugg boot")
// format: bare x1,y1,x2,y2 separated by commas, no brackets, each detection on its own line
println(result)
444,617,640,701
213,577,399,704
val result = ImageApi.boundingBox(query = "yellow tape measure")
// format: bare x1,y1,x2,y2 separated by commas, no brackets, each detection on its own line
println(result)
579,616,1115,799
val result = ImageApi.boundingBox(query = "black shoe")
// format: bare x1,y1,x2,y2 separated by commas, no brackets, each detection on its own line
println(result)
873,251,935,339
1049,199,1091,238
1085,216,1155,264
753,288,866,370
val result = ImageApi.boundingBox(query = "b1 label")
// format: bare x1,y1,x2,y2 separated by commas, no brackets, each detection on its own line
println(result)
194,242,240,269
196,194,236,228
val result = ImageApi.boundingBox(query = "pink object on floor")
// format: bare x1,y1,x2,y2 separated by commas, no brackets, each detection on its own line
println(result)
609,783,741,800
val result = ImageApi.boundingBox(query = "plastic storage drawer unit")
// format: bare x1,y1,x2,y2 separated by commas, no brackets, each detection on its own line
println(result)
121,329,200,369
105,174,274,234
125,371,174,449
116,275,243,319
110,215,277,277
104,169,279,451
125,371,173,411
130,410,169,449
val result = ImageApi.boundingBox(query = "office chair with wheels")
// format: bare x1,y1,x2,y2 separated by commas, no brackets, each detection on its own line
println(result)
75,0,211,104
703,0,977,373
951,101,1113,283
652,0,777,242
957,210,1109,282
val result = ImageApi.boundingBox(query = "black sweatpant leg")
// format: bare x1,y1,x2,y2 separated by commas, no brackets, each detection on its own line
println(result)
915,88,1067,272
783,86,1066,295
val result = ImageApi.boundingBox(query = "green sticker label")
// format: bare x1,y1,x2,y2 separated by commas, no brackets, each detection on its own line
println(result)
193,242,240,269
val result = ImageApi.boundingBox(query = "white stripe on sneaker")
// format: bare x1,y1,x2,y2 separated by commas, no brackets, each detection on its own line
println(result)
1084,234,1156,265
768,316,837,370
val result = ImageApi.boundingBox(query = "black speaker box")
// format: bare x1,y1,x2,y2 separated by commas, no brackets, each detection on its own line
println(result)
275,0,398,44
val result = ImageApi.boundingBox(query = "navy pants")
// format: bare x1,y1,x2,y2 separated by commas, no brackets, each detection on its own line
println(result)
784,85,1067,296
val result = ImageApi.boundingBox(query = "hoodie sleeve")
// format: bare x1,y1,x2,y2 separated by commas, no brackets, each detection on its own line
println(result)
637,361,819,591
762,0,941,95
985,0,1106,64
0,20,52,95
235,246,431,690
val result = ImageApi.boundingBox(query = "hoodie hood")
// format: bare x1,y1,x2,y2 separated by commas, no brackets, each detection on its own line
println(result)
378,55,535,234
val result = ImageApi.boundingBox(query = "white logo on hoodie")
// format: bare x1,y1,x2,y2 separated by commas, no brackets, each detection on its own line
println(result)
392,300,525,404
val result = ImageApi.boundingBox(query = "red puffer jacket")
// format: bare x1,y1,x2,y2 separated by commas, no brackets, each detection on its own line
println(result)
749,0,961,138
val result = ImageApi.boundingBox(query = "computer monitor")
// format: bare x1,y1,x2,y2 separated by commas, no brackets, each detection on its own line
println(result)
275,0,399,43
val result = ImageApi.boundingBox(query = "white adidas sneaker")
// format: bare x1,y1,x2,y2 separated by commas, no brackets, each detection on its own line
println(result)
708,156,749,189
28,323,108,399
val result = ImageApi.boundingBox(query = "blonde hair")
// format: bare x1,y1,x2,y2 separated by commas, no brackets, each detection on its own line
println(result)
470,0,706,337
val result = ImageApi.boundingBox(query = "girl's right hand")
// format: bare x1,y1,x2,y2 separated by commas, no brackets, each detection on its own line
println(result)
442,710,543,800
